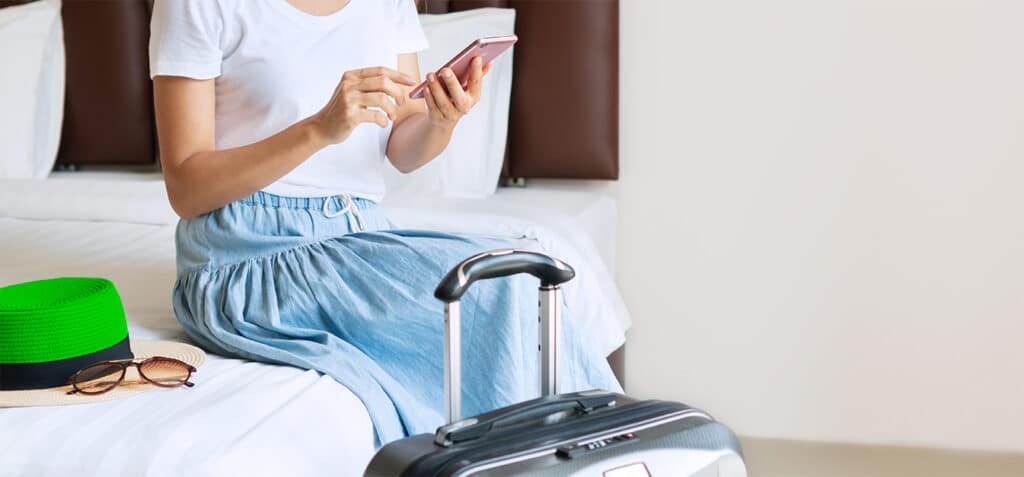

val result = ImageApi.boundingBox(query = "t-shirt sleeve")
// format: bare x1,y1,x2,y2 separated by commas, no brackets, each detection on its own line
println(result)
395,0,429,54
149,0,224,79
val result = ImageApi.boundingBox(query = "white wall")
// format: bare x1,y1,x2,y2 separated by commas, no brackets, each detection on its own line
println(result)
617,0,1024,453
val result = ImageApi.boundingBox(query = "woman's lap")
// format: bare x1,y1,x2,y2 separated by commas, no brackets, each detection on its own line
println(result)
172,192,621,444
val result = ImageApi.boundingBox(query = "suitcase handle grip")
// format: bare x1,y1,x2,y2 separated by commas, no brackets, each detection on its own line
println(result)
434,249,575,303
436,391,617,446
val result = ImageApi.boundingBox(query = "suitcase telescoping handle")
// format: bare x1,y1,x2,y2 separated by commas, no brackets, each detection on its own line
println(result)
434,249,575,425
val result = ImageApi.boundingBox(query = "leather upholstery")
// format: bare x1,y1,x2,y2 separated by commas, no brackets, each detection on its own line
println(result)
422,1,509,14
59,0,156,166
0,0,156,166
420,0,619,180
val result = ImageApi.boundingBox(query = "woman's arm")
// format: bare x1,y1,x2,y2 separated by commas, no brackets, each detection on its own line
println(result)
155,76,322,220
386,54,490,173
154,67,416,219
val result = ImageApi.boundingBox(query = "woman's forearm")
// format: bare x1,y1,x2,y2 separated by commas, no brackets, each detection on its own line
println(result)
386,112,455,173
155,67,415,220
387,60,490,172
163,117,326,219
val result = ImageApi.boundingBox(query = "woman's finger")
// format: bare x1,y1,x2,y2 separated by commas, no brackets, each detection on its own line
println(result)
356,76,407,106
467,57,484,99
439,68,474,113
346,66,416,86
358,109,389,128
423,87,445,121
357,92,398,120
426,72,457,119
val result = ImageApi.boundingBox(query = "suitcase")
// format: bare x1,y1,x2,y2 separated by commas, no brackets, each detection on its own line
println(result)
365,250,747,477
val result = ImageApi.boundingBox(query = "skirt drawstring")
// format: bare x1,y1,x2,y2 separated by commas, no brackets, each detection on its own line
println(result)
321,193,367,233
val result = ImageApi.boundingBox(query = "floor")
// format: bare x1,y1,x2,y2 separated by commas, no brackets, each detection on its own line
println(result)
740,437,1024,477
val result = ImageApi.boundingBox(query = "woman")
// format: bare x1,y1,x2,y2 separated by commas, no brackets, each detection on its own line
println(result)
151,0,619,444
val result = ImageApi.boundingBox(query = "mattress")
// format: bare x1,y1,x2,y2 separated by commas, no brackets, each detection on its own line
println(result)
0,171,619,269
0,173,629,477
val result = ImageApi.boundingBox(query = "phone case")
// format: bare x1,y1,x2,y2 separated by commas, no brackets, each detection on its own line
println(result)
409,35,518,99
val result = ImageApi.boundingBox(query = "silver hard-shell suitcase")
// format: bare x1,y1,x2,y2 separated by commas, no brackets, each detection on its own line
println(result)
365,250,746,476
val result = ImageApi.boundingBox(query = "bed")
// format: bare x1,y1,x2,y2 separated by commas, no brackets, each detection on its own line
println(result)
0,172,628,476
0,1,626,476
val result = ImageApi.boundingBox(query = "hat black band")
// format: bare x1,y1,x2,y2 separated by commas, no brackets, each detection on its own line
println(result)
0,337,134,391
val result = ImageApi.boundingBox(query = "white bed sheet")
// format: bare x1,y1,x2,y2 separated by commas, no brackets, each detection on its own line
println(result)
7,171,622,272
0,215,379,477
0,174,629,477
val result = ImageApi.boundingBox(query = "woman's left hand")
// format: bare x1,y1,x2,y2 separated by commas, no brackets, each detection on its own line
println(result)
423,56,491,130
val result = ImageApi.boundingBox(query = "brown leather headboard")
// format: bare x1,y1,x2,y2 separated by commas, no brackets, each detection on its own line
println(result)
422,0,619,180
0,0,156,167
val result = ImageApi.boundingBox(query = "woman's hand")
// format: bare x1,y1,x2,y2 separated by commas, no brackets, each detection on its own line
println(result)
311,66,418,145
384,54,492,173
423,56,492,130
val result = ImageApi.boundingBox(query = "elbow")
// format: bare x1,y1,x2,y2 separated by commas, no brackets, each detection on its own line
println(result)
165,183,201,221
386,147,430,174
168,195,200,221
395,163,420,174
174,207,200,222
389,157,425,174
163,161,210,220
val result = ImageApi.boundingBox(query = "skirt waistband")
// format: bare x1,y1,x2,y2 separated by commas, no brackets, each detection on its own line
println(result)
175,191,391,275
238,191,378,211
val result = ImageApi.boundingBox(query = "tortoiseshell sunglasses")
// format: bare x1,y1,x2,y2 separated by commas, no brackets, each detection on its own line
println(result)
66,356,196,395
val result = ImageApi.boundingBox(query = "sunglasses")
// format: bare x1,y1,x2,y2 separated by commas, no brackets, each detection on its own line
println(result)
66,356,197,396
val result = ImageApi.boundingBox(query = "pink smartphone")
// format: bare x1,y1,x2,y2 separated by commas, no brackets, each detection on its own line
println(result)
409,35,518,99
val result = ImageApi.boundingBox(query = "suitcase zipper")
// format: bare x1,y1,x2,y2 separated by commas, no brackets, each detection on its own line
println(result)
453,408,712,476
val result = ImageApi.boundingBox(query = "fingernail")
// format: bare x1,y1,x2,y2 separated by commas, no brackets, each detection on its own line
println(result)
428,73,436,83
442,69,453,78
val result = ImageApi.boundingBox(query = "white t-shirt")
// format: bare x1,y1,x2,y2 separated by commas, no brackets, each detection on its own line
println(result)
149,0,428,200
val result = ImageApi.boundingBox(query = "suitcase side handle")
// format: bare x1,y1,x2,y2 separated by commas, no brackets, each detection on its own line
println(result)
434,249,576,303
435,390,617,446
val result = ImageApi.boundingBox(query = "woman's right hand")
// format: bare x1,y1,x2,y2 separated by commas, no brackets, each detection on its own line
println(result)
311,66,418,145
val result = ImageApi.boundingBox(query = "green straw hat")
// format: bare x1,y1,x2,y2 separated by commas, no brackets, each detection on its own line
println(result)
0,278,204,407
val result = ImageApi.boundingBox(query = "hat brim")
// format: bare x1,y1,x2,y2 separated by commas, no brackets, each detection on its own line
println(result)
0,340,206,408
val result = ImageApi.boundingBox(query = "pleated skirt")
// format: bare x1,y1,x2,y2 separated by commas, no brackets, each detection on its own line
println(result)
172,192,621,445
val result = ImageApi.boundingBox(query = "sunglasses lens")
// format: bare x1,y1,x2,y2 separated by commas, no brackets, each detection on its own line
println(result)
72,363,124,394
139,358,191,385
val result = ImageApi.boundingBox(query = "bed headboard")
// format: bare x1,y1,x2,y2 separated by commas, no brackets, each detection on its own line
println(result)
4,0,618,180
421,0,619,180
0,0,156,167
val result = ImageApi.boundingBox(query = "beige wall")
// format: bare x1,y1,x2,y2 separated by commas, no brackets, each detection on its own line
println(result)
617,0,1024,452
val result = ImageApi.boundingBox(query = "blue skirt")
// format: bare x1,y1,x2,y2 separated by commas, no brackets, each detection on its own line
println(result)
172,192,621,445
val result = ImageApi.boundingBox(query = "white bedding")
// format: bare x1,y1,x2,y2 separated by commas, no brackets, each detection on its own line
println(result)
0,174,629,477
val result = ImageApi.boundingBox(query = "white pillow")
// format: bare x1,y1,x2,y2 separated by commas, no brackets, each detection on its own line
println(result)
0,0,64,179
383,8,516,200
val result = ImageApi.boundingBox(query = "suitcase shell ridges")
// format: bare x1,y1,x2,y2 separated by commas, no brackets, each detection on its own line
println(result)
366,404,744,476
